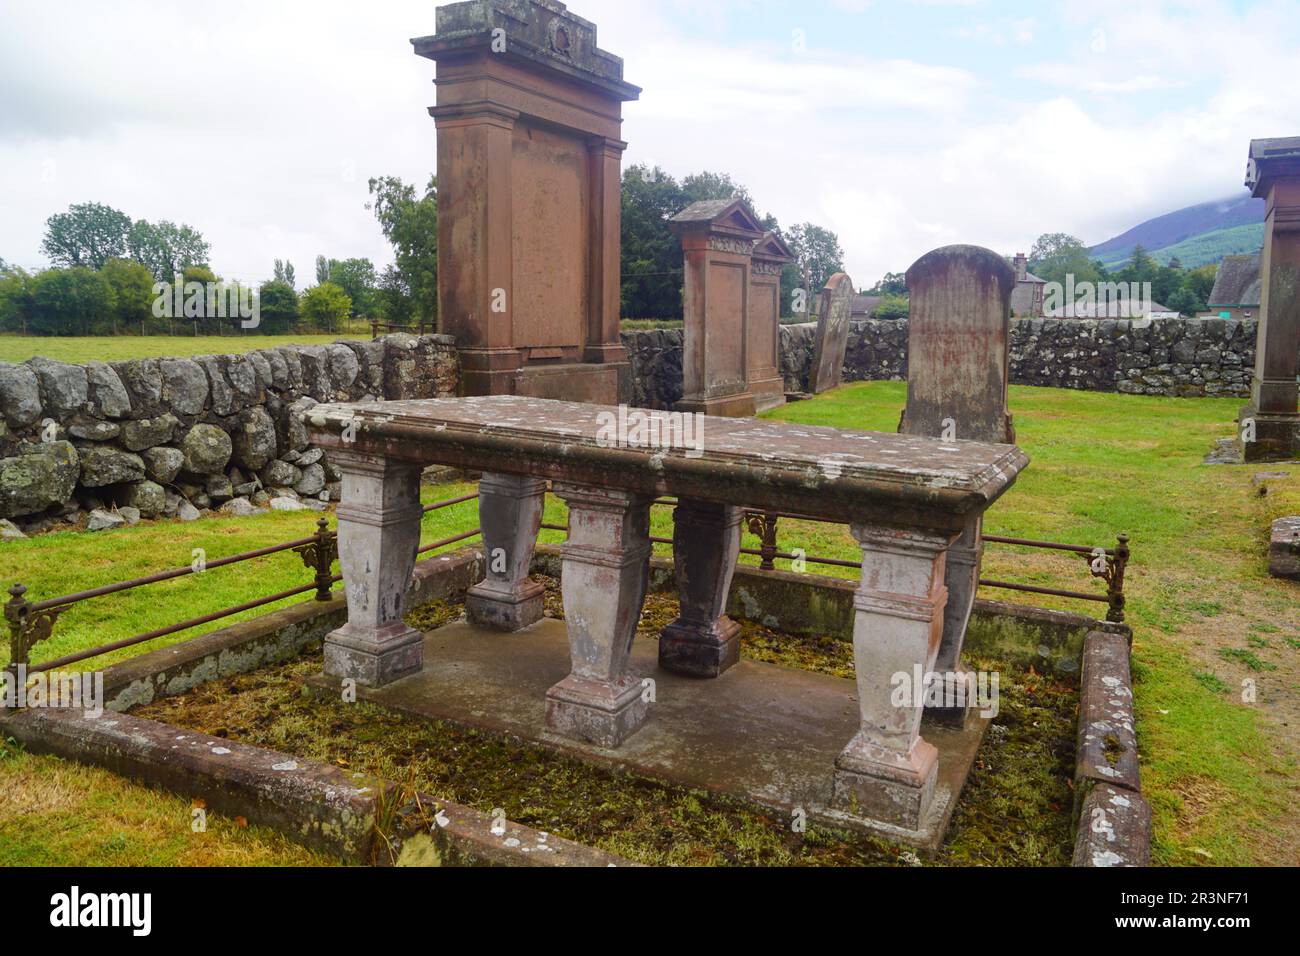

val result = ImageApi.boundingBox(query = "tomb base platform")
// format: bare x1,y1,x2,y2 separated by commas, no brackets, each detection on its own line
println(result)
307,616,989,851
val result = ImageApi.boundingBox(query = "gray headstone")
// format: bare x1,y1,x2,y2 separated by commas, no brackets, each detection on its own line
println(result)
899,245,1016,444
810,273,854,393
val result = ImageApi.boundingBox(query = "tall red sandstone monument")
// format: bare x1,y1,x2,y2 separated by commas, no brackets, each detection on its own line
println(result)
1239,136,1300,462
413,0,640,403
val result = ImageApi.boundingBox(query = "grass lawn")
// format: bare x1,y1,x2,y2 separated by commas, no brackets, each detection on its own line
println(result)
0,738,332,866
2,381,1298,865
0,328,374,365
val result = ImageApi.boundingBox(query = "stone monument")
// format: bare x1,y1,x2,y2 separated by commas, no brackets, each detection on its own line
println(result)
670,198,766,417
1238,136,1300,462
809,273,854,393
748,231,794,411
898,244,1017,724
413,0,640,404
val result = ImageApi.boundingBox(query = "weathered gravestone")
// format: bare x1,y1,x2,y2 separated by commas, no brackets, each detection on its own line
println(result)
748,232,794,411
898,245,1017,724
1238,136,1300,462
809,273,854,393
670,198,765,417
413,0,641,404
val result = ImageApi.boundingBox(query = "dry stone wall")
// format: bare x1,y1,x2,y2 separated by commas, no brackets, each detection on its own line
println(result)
624,317,1264,410
0,334,458,534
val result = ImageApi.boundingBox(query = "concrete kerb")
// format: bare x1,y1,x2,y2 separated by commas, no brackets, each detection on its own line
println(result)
1071,630,1151,867
7,537,1146,865
0,705,629,866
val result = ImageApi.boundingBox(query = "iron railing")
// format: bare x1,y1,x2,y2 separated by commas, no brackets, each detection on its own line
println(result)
5,481,1129,678
3,494,481,675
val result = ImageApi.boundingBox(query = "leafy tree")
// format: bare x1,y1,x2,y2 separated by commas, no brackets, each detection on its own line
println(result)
620,164,689,318
300,282,351,332
98,258,157,333
1184,264,1218,304
273,259,296,289
325,257,376,318
374,264,414,326
367,175,438,325
28,267,116,335
1027,233,1103,288
1165,287,1202,317
787,223,845,294
127,219,210,280
315,255,330,285
865,272,907,296
258,279,299,333
0,266,33,333
680,170,755,210
41,202,132,270
874,294,910,320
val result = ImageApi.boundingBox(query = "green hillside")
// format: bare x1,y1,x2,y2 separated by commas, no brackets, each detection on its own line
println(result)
1097,222,1264,269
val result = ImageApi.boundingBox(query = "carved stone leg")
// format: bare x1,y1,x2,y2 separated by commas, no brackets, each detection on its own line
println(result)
466,473,546,632
659,498,742,677
832,525,954,832
927,515,982,726
545,483,652,748
324,452,425,687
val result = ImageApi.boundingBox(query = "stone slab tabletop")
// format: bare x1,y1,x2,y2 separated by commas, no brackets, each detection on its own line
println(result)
308,396,1028,532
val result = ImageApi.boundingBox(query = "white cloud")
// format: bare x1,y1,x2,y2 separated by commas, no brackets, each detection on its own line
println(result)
0,0,1297,292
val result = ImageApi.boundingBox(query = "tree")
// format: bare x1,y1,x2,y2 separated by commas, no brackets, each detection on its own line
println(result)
865,272,907,296
273,259,296,290
374,264,414,326
787,223,845,294
315,255,330,285
326,257,376,318
127,219,210,280
98,258,157,333
258,279,299,334
0,267,32,333
1027,233,1102,288
27,267,116,335
620,164,688,318
680,170,755,209
1165,287,1202,317
300,282,351,332
41,202,132,270
874,294,910,320
367,175,438,325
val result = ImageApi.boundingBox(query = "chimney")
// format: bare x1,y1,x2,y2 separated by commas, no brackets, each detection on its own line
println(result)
1014,253,1028,281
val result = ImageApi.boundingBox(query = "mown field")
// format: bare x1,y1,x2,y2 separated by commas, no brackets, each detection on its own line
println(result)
0,332,370,364
1,381,1297,865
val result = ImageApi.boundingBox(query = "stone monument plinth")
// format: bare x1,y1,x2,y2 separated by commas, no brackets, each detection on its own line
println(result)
670,198,766,418
413,0,640,404
1238,136,1300,462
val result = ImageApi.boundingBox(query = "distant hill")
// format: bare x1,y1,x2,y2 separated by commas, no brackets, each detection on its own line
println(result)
1090,194,1264,268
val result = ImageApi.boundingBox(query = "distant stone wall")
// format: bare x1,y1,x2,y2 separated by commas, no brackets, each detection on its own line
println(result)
625,316,1262,410
0,333,458,532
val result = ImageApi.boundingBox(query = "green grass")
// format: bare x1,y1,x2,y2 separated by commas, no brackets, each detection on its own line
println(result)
2,380,1297,865
0,737,333,866
0,327,375,364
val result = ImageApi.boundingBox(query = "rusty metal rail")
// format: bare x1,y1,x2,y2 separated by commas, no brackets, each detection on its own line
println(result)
555,496,1130,624
5,476,1126,680
4,493,482,675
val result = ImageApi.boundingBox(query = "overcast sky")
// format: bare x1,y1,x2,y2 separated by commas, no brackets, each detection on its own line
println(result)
1,0,1297,288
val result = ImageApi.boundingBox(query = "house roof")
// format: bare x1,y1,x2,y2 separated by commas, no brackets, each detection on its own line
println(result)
1207,253,1262,307
1044,298,1173,319
851,294,881,315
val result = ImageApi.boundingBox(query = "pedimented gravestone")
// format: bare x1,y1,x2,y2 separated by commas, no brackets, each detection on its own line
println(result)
748,231,794,411
898,245,1017,724
671,198,766,417
809,273,854,393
